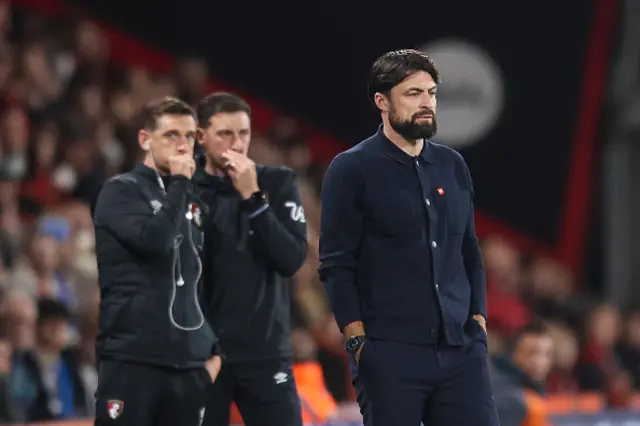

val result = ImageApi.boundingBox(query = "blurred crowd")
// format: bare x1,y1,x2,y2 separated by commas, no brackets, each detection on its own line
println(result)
0,2,635,424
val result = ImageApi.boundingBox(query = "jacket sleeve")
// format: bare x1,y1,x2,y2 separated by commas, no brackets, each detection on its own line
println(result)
247,168,308,277
93,175,190,255
461,164,487,320
318,153,363,331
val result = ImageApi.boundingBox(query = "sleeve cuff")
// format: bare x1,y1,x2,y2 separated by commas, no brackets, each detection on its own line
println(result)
212,342,225,360
248,203,269,219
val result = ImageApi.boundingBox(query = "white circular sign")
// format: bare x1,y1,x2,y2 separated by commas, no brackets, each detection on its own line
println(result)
420,39,504,149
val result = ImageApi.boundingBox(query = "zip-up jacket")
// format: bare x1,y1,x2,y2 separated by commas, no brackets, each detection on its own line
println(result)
194,160,307,363
92,164,217,368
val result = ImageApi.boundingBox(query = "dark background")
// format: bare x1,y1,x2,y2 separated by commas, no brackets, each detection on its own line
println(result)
71,0,599,246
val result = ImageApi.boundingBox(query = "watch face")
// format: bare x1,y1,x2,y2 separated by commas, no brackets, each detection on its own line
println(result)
346,336,362,353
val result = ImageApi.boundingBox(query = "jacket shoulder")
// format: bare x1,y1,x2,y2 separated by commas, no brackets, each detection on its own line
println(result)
429,141,466,165
428,141,472,188
257,164,296,185
327,135,377,174
106,172,138,186
92,172,141,215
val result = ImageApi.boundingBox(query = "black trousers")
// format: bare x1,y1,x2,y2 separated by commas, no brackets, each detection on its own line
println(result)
202,358,303,426
94,360,210,426
349,327,500,426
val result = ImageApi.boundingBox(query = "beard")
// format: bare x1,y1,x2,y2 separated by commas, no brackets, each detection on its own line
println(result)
389,108,437,142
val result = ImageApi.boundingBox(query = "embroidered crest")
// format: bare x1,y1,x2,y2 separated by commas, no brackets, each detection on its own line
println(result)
107,400,124,419
150,199,162,214
187,203,203,227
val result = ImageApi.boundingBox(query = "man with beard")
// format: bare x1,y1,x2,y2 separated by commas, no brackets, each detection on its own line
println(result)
319,49,497,426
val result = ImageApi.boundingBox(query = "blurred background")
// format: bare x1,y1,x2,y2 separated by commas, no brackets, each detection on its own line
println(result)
0,0,636,425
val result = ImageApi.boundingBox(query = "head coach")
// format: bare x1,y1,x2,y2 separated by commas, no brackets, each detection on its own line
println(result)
318,49,499,426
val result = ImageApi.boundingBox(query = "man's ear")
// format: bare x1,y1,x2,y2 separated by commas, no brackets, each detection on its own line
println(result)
374,92,389,112
196,128,205,145
138,129,150,151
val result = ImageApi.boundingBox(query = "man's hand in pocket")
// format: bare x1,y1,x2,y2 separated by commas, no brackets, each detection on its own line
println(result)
205,355,222,382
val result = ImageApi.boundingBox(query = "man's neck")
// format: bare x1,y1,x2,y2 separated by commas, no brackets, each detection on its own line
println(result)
382,121,423,157
143,156,167,176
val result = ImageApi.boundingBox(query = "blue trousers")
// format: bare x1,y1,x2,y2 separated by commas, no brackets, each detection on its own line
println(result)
349,327,499,426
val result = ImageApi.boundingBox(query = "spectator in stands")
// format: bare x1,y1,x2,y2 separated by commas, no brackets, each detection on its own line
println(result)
175,57,209,106
577,303,622,390
0,107,29,182
20,121,64,213
9,226,75,307
617,310,640,389
546,321,580,392
18,298,87,422
483,236,530,337
525,257,575,321
491,322,554,426
0,336,21,422
1,289,36,421
0,288,36,352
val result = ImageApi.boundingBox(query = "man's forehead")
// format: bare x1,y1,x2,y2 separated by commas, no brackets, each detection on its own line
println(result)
521,333,553,347
156,114,196,131
398,71,437,89
209,111,251,129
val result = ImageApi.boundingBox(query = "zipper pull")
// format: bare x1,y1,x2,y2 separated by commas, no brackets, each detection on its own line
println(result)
177,276,185,287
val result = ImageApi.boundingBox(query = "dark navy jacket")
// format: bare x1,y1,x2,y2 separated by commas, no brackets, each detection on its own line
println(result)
319,127,487,346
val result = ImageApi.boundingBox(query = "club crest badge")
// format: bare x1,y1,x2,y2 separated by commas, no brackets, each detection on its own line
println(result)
187,203,202,227
107,400,124,419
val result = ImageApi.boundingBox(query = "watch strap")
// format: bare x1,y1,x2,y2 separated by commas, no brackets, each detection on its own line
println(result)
240,191,267,212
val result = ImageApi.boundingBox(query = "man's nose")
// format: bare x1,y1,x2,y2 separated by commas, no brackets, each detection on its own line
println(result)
176,138,190,154
420,94,435,110
231,138,244,152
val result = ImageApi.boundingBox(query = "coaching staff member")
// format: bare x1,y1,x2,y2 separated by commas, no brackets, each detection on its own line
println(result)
319,49,499,426
92,97,222,426
194,93,307,426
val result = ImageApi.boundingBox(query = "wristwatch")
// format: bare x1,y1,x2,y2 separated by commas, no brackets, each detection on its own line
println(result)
240,190,267,212
345,335,366,354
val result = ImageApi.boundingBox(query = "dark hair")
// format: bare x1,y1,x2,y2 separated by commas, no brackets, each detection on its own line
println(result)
367,49,441,106
138,96,196,131
509,321,551,352
196,92,251,128
37,298,71,326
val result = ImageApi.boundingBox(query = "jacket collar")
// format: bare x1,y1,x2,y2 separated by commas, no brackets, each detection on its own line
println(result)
133,163,175,190
376,124,435,165
193,154,235,192
133,163,158,182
